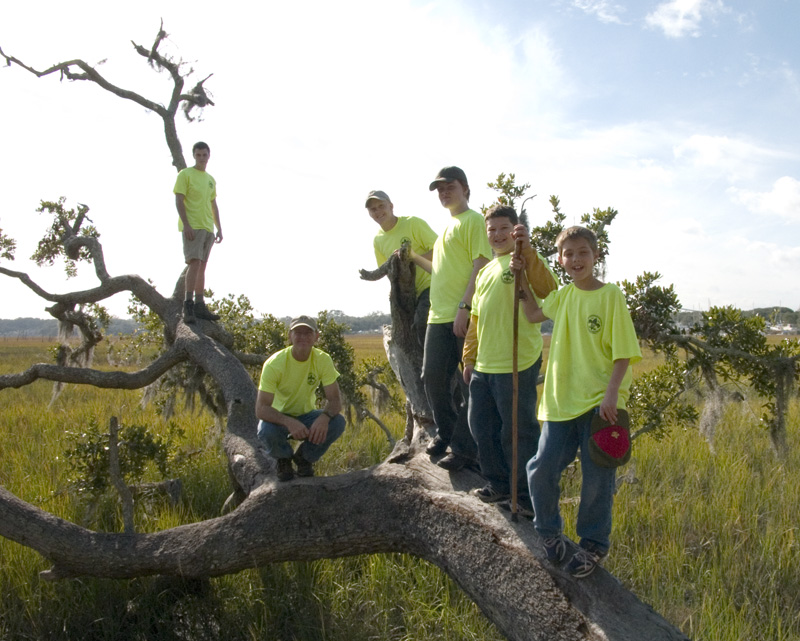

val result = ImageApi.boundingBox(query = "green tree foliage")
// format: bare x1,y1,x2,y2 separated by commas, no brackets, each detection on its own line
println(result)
0,222,16,261
316,310,365,419
214,294,287,358
62,419,184,498
31,198,100,278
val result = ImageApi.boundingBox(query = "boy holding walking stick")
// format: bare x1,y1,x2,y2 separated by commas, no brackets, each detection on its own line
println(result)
524,225,642,577
462,205,557,515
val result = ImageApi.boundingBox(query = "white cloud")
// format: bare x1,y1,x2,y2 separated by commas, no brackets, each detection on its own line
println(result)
729,177,800,222
672,134,791,183
571,0,626,24
645,0,727,38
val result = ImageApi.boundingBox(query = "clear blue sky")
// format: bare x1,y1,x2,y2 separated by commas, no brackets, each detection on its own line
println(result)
2,0,798,319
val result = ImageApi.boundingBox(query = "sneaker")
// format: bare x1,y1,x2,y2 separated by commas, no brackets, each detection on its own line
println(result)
566,544,604,578
497,499,535,520
426,435,448,457
437,452,471,471
292,452,314,477
542,535,567,563
276,458,294,482
473,485,511,503
183,300,196,324
194,301,220,321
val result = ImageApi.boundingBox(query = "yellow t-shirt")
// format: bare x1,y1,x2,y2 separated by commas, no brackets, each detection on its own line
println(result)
539,283,642,421
173,167,217,233
374,216,437,297
258,347,340,416
472,253,555,374
428,209,492,324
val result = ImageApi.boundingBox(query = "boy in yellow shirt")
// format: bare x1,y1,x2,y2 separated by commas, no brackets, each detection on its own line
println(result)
173,141,223,324
462,205,557,512
365,190,437,347
524,226,642,577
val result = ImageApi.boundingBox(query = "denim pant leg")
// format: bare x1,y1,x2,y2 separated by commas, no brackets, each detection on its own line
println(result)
412,288,431,350
498,360,542,497
574,411,616,553
528,419,580,539
294,410,346,463
257,419,295,460
422,323,477,460
468,371,508,492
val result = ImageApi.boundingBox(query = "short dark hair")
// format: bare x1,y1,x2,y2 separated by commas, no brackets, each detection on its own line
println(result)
192,141,210,153
555,226,598,255
484,204,518,225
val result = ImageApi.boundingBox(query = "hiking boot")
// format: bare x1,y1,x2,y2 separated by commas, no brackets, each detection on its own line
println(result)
426,435,448,457
542,535,567,564
437,452,471,471
194,301,220,321
183,300,196,324
292,451,314,478
473,484,511,504
276,458,294,482
566,543,605,578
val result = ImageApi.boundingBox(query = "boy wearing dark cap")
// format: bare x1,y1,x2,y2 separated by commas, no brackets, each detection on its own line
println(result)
365,190,438,347
413,166,492,471
256,315,346,481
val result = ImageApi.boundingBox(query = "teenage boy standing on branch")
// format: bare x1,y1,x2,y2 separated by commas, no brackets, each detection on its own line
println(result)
523,226,641,578
411,167,492,471
174,141,223,324
462,205,557,512
365,190,438,348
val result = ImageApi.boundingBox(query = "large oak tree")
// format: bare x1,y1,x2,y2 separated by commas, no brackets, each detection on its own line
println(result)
0,25,689,641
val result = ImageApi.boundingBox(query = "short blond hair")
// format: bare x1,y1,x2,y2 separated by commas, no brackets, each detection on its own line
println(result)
555,226,598,255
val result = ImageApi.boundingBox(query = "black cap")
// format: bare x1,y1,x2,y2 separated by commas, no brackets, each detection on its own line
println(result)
429,166,468,191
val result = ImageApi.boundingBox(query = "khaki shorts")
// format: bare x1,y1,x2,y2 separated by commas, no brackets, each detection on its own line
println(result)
183,229,215,263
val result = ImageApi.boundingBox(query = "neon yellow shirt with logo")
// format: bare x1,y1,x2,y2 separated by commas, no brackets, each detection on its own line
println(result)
374,216,438,297
539,283,642,422
472,253,556,374
258,347,340,416
428,209,492,324
173,167,217,233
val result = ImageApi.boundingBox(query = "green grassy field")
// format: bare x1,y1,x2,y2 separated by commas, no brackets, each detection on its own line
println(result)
0,336,798,640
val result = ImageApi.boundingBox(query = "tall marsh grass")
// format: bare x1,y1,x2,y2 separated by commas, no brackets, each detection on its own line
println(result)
1,336,799,640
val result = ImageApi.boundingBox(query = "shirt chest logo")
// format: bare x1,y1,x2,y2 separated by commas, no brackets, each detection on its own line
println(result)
587,315,602,334
501,269,514,284
306,373,318,386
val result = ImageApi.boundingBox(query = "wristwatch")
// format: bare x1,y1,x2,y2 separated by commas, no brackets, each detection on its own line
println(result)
458,301,471,312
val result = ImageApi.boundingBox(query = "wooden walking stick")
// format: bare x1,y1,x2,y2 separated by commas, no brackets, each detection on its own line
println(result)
510,236,523,522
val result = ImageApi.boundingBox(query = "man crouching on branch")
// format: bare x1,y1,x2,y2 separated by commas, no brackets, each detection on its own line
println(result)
256,316,346,481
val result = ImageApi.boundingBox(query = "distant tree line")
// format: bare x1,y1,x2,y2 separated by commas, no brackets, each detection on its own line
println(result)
0,312,395,338
5,307,793,339
0,317,140,337
676,307,799,329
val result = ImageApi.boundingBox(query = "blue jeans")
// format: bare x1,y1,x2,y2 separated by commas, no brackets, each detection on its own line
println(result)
422,322,477,461
468,360,541,496
527,410,616,553
257,410,345,462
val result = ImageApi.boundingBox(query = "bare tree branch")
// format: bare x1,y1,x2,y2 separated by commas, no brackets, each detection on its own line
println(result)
1,22,214,172
0,345,186,390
